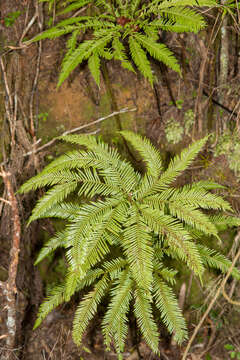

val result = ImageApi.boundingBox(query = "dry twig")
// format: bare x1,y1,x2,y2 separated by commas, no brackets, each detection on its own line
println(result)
182,233,240,360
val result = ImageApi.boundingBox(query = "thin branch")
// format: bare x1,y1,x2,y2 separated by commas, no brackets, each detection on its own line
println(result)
182,233,240,360
23,107,136,156
0,197,11,205
0,108,136,167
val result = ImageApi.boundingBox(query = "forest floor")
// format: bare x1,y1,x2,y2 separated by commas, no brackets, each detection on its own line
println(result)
0,2,240,359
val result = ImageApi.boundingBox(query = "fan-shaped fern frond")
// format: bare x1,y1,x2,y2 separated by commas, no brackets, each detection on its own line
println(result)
22,131,239,358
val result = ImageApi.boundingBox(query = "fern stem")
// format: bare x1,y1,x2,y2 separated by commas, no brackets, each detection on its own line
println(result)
101,60,137,162
101,59,122,131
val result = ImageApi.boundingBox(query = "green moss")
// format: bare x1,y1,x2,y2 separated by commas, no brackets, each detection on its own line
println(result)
165,118,184,144
214,130,240,178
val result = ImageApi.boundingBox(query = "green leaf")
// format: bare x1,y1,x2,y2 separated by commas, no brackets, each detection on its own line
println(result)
58,0,91,14
129,36,153,85
72,276,109,345
122,206,154,292
135,34,181,74
120,130,162,177
153,275,187,343
88,52,101,86
134,287,159,354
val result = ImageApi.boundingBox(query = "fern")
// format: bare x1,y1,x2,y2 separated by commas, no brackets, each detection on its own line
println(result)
26,0,219,86
19,132,240,358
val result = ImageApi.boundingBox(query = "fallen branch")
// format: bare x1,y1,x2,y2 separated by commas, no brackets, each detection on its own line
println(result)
0,107,136,167
0,167,21,354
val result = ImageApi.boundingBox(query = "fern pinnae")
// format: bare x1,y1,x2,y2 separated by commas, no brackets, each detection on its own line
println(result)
102,269,133,348
72,275,109,345
88,52,101,86
30,26,78,42
58,41,92,87
141,137,208,197
122,205,154,292
129,36,154,85
197,244,240,280
33,284,67,329
28,182,78,223
120,130,162,178
169,188,232,211
57,0,91,15
153,274,187,343
142,208,204,276
168,203,219,237
160,8,206,33
34,229,68,265
134,287,159,354
135,34,181,74
112,37,135,72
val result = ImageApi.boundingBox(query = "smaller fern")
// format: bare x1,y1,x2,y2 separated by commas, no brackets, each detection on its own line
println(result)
27,0,219,86
19,132,240,358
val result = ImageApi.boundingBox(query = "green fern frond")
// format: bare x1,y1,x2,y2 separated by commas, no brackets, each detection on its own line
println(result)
88,52,101,86
168,203,218,237
30,25,78,42
153,274,187,343
141,137,208,197
169,188,232,211
210,214,240,231
72,275,109,345
134,34,181,74
60,134,138,192
102,269,133,349
197,245,240,280
34,229,68,265
190,180,225,190
158,0,217,8
134,287,159,354
129,36,153,85
122,206,154,292
34,284,68,329
103,257,127,279
120,130,162,178
58,0,91,14
28,182,78,223
142,207,204,276
112,37,135,72
160,8,206,33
